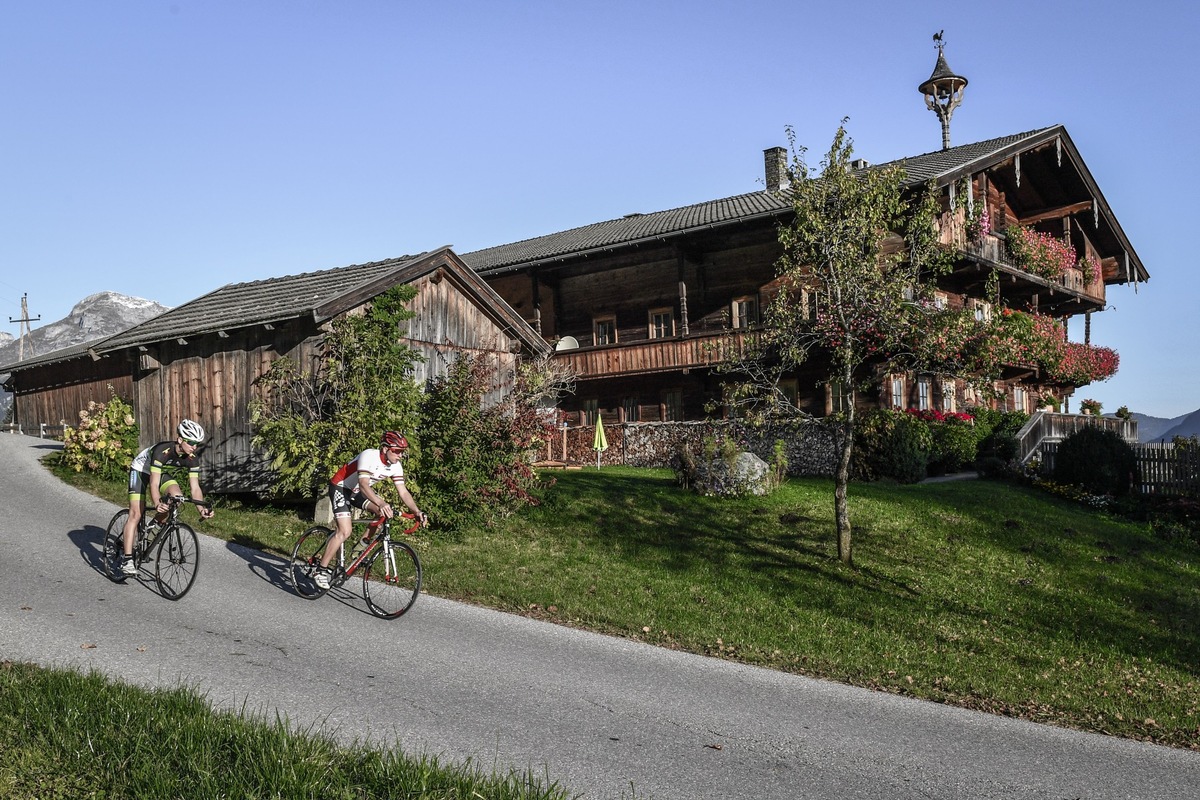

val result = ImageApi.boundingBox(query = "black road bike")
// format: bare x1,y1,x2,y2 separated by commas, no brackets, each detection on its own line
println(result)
102,495,209,600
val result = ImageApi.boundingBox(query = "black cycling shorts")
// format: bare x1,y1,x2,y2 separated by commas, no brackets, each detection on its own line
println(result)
328,483,371,518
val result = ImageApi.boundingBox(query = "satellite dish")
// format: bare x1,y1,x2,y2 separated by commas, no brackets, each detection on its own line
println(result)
555,336,580,351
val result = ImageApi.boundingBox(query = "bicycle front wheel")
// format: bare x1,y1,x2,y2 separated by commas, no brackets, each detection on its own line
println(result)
103,510,130,582
290,526,334,599
362,540,421,618
154,523,200,600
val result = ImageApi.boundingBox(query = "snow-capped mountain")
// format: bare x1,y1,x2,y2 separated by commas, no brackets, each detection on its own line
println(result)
1,292,169,420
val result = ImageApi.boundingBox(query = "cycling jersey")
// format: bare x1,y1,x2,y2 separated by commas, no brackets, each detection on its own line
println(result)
131,441,202,479
330,448,404,491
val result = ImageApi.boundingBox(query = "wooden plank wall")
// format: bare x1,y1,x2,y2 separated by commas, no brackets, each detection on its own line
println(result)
134,319,323,493
12,358,134,430
404,273,520,405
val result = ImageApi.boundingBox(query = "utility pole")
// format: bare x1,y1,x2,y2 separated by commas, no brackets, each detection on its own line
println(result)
8,293,40,361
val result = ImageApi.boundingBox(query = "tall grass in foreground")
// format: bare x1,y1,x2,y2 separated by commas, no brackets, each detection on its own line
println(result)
0,661,573,800
49,460,1200,749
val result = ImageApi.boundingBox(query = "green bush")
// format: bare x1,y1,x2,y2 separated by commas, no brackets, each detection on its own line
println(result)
927,416,978,475
852,409,931,483
418,353,562,530
972,407,1028,462
60,390,139,481
1052,425,1138,497
250,286,423,499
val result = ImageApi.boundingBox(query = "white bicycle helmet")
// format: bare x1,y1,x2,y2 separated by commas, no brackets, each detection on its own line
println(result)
178,419,206,444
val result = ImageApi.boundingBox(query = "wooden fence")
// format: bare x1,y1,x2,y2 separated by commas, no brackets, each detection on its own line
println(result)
1039,440,1200,497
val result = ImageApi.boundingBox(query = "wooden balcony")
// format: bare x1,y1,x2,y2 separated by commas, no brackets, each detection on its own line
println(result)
553,330,757,379
942,236,1106,317
1015,410,1138,464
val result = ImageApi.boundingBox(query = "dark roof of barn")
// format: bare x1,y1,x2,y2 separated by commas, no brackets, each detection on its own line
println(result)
96,251,436,353
4,247,546,374
461,126,1109,277
0,338,113,375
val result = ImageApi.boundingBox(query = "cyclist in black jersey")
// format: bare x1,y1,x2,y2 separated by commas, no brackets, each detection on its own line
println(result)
119,419,214,576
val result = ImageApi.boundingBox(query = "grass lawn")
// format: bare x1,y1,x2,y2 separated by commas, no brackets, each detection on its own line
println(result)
51,463,1200,750
0,660,571,800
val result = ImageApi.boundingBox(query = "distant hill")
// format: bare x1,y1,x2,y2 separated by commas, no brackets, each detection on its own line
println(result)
1,292,169,421
1156,410,1200,442
1128,411,1200,443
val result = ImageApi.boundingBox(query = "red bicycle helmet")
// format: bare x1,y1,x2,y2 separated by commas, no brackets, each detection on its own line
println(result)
380,431,409,451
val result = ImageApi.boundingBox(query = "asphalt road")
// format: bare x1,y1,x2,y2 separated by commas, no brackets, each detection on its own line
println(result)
2,432,1197,799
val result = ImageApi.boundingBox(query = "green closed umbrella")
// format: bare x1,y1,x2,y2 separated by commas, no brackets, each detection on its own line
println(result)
593,415,608,469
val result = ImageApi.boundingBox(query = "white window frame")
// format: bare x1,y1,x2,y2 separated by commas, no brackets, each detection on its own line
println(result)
917,377,931,411
971,299,992,323
890,376,905,409
941,379,956,412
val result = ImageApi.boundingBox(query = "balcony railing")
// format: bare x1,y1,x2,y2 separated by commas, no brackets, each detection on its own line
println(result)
1015,410,1138,464
960,235,1105,304
553,330,757,379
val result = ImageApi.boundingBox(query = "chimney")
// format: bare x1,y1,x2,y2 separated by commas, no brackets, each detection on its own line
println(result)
850,158,870,170
764,146,789,192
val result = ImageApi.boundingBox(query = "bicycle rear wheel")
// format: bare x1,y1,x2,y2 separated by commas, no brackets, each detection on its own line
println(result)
102,510,130,582
362,540,421,618
154,523,200,600
290,526,334,599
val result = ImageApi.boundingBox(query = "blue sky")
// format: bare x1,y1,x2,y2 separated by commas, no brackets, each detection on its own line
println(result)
2,1,1197,418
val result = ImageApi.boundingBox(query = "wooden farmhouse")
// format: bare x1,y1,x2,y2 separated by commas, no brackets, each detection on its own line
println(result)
2,247,547,492
461,125,1148,428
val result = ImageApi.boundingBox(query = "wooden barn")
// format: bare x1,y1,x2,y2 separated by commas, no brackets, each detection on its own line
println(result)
2,246,547,492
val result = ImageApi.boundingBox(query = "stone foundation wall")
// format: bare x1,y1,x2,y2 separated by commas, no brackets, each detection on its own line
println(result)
539,418,841,476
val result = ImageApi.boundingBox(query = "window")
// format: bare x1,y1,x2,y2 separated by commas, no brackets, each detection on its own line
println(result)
593,316,616,346
583,399,599,425
917,377,931,411
621,396,640,423
800,288,819,321
662,389,683,422
971,299,992,323
830,382,853,414
890,376,905,409
1012,386,1026,413
648,308,674,339
731,296,759,329
934,291,948,311
941,380,956,412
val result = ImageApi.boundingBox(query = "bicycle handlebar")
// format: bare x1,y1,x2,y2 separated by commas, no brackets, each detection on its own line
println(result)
360,510,426,533
165,495,212,509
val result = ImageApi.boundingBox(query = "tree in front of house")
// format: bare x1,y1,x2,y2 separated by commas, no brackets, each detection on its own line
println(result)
755,123,954,565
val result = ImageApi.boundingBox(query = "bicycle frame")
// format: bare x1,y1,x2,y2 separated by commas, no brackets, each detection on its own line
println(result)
336,512,421,578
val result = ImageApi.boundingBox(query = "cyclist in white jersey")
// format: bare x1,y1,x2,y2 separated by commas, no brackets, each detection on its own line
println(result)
314,431,427,589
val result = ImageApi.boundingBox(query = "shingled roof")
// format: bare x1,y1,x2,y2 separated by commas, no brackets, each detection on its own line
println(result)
4,247,546,374
96,251,436,354
461,125,1145,284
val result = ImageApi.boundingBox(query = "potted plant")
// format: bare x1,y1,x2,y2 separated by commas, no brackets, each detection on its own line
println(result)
1079,398,1102,415
1040,393,1060,412
1115,405,1132,420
